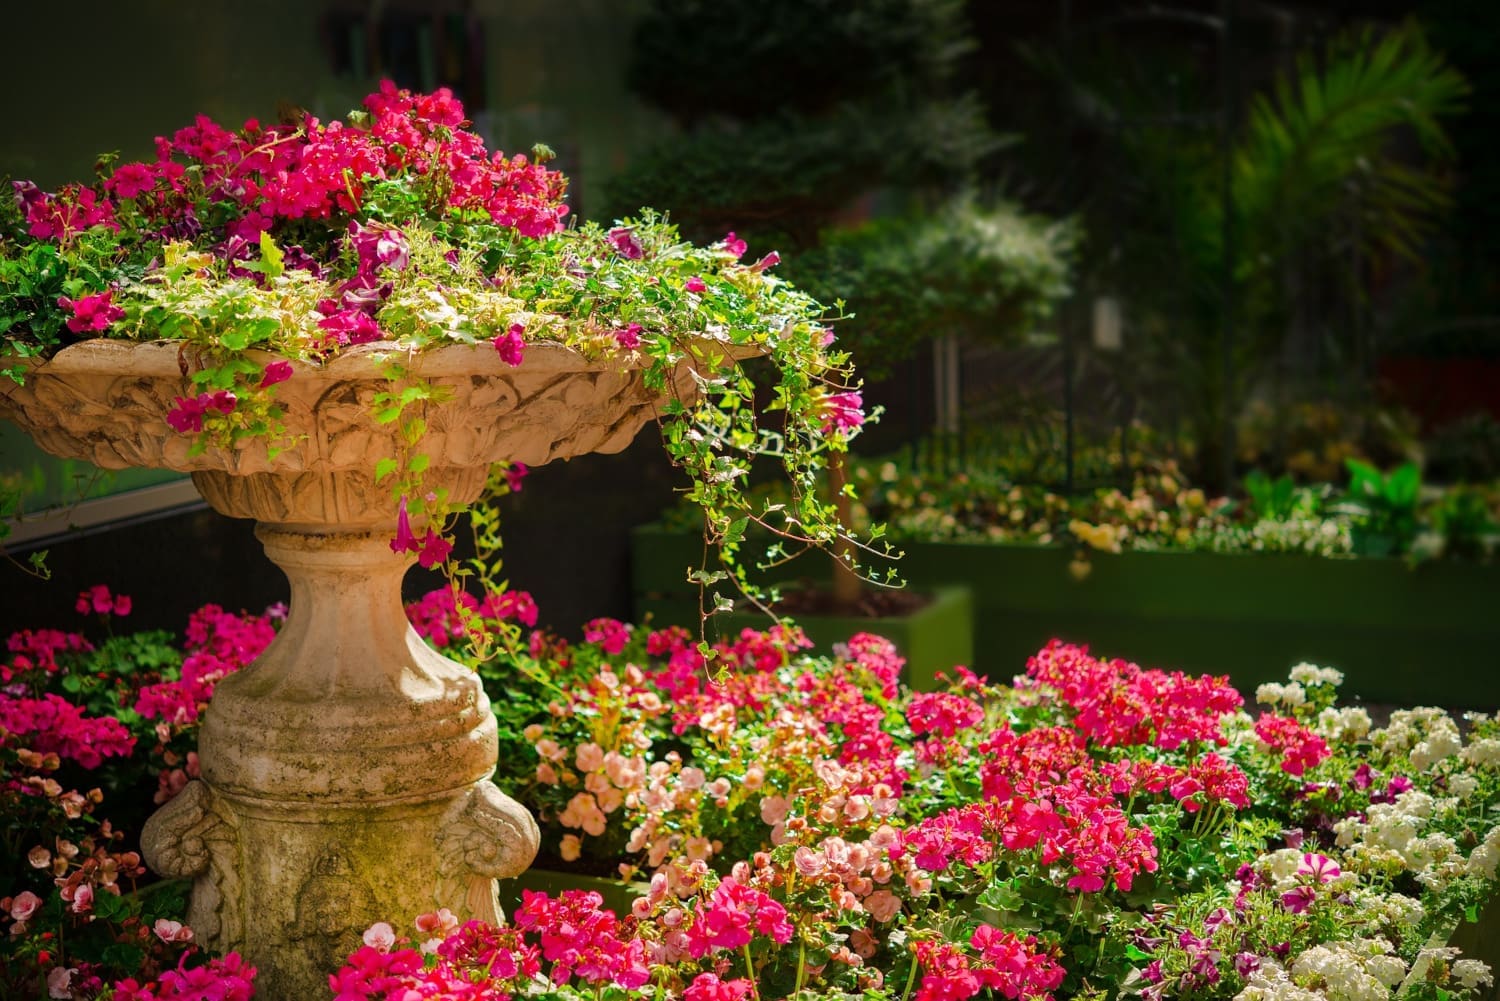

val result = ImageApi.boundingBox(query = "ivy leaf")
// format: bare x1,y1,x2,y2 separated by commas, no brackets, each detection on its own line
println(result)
375,458,399,482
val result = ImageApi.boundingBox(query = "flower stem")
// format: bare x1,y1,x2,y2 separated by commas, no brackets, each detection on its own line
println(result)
744,942,761,1001
899,948,920,1001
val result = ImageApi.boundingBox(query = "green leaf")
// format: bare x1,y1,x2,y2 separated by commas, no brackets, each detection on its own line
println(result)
1386,462,1421,507
259,230,285,279
976,878,1024,913
375,458,399,482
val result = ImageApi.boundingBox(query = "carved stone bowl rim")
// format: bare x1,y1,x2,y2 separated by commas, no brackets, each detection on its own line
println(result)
0,335,760,388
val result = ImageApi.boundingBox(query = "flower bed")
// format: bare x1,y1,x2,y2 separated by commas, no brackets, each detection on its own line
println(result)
7,583,1500,999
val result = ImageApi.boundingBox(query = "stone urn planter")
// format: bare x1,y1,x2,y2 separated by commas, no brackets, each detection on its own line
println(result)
0,337,726,998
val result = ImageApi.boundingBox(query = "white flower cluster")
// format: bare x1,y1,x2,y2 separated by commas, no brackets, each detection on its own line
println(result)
1466,824,1500,880
1369,890,1425,930
1259,517,1355,556
1258,682,1309,710
1333,790,1483,890
1237,940,1406,1001
1290,663,1346,688
1293,939,1407,1001
1371,708,1463,771
1461,737,1500,769
1410,947,1494,993
1315,706,1372,743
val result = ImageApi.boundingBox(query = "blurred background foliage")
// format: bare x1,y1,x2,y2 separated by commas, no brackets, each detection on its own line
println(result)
5,0,1500,635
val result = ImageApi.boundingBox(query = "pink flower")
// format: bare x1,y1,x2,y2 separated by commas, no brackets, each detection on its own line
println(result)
362,921,396,952
493,322,526,367
105,162,158,199
684,276,707,294
722,232,747,259
583,618,631,655
47,967,74,999
346,220,410,273
1297,853,1341,884
414,909,460,938
865,889,902,922
70,882,94,914
166,395,208,434
57,290,125,333
608,226,644,259
317,308,383,349
153,918,194,944
417,530,453,569
1280,885,1317,913
752,251,780,271
685,973,754,1001
9,890,41,922
614,323,643,350
819,391,865,434
259,360,294,388
1254,714,1331,776
391,495,419,557
76,584,131,617
505,463,528,493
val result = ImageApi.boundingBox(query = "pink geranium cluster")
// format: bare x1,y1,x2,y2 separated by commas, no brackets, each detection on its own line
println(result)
1253,713,1332,776
24,81,567,252
4,627,92,681
405,586,540,648
134,603,277,728
1022,639,1243,749
0,694,135,770
111,953,256,1001
912,927,1065,1001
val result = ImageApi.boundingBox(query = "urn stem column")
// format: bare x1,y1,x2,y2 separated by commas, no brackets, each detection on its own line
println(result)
144,513,538,1000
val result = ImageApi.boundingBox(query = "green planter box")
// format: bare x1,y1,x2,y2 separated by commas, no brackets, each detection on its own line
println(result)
631,524,1500,707
899,543,1500,708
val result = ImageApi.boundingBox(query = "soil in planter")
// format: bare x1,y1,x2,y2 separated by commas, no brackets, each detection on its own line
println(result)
765,582,932,619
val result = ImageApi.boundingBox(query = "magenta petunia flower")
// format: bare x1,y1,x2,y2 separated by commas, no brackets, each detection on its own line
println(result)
258,360,294,388
722,232,747,259
347,220,410,274
493,322,526,367
57,290,125,333
166,395,209,434
1297,852,1341,884
684,276,706,294
105,162,158,199
614,322,642,350
607,226,644,259
416,530,453,569
390,496,419,557
1280,885,1317,913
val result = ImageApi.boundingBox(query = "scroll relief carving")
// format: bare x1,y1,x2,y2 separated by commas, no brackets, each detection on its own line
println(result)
139,780,243,949
435,781,542,923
